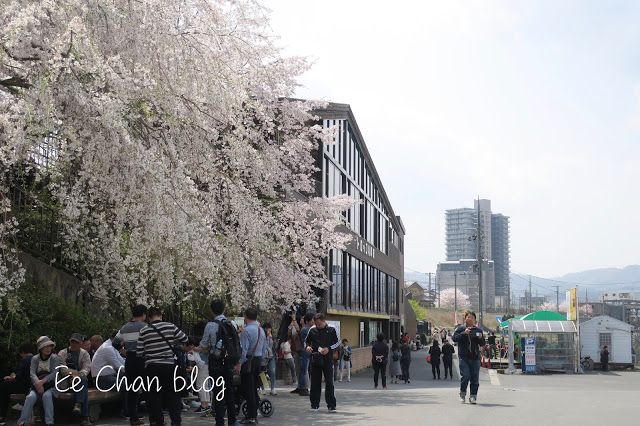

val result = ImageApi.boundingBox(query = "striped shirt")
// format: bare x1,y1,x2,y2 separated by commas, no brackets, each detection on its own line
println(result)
137,321,188,367
118,320,147,353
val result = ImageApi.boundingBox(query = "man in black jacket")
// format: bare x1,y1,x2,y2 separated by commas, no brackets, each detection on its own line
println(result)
0,343,35,424
452,311,485,404
441,340,455,379
304,313,339,412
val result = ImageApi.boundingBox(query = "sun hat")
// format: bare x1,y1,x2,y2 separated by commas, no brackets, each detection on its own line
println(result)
36,336,56,352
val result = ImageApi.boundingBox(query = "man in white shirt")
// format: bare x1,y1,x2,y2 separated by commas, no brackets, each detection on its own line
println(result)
92,335,125,391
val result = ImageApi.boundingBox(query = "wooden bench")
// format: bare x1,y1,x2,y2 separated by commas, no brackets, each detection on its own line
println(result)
10,389,121,422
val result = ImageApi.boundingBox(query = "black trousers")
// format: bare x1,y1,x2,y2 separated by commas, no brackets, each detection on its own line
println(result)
240,357,262,420
210,365,236,426
310,358,336,409
373,362,386,387
431,362,441,379
0,380,28,418
443,359,453,378
400,358,411,382
125,354,145,424
146,363,182,426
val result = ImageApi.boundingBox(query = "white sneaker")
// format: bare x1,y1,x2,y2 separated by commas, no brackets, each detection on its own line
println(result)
270,390,278,396
459,393,466,403
469,396,477,404
311,407,320,412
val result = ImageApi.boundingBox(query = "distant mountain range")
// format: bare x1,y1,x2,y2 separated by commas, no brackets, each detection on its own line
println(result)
405,265,640,301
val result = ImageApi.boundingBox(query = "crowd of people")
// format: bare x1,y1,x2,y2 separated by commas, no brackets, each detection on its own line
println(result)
1,304,510,426
0,301,349,426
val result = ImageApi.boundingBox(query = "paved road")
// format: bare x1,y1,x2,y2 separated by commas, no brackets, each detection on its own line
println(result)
12,350,640,425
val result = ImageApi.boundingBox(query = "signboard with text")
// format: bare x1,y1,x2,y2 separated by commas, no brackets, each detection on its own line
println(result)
566,288,577,321
524,337,536,374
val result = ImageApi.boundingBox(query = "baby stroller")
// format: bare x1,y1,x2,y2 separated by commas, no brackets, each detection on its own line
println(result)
232,374,274,418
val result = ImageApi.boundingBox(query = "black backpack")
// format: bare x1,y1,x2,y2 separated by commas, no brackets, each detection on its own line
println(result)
212,319,241,364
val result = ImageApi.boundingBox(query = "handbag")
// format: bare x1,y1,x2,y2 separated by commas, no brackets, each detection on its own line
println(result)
241,327,263,375
426,354,432,364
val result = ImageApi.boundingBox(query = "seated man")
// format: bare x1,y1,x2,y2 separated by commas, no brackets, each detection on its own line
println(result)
0,343,35,424
91,333,125,390
58,333,92,426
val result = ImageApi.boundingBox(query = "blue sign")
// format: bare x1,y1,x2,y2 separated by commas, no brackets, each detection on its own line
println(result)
524,337,536,374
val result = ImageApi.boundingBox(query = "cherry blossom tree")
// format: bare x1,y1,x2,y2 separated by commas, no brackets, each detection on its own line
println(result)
0,0,351,312
580,304,594,317
537,302,557,312
439,288,471,310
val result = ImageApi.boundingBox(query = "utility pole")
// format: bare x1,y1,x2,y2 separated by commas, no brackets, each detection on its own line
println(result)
476,196,483,327
454,271,458,326
553,286,560,312
528,275,532,311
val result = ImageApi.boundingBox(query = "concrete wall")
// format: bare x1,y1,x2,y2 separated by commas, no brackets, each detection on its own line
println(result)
17,251,81,302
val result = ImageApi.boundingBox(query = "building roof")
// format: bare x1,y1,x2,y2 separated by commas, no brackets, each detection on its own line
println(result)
520,311,566,321
580,315,633,330
508,320,577,333
313,102,404,235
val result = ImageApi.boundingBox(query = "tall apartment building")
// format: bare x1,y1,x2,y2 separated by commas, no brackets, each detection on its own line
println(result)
491,213,511,307
313,102,405,346
439,199,510,310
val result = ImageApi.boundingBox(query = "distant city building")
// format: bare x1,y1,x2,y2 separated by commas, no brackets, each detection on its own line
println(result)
436,259,496,311
405,281,435,307
441,199,510,309
519,291,547,310
602,292,637,302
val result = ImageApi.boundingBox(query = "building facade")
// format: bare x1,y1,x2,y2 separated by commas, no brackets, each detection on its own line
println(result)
436,259,495,311
313,103,405,347
491,213,511,307
441,198,510,309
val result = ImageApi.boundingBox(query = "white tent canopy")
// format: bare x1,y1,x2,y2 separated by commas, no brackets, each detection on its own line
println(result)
510,320,577,333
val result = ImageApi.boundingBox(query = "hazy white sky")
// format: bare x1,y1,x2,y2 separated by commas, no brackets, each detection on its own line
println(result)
265,0,640,278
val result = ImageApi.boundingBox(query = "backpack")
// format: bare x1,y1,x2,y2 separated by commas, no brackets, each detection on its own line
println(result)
212,319,241,364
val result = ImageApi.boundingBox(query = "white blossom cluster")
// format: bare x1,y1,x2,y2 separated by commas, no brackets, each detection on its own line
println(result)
0,0,352,312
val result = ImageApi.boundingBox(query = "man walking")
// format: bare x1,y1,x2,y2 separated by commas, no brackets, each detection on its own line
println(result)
452,311,485,404
600,345,610,372
199,299,240,426
235,308,266,425
118,304,147,426
137,307,188,426
304,313,339,413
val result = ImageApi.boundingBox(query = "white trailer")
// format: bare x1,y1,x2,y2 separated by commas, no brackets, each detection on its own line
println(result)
580,315,633,366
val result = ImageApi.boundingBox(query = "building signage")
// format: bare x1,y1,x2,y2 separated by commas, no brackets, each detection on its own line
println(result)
566,288,577,321
356,238,376,259
524,337,536,374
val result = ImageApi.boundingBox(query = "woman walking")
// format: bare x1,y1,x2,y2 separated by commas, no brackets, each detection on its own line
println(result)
442,339,455,379
400,338,412,383
371,333,388,389
389,341,402,384
280,338,297,386
429,340,442,380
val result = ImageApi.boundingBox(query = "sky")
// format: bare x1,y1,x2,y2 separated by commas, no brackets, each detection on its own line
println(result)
264,0,640,278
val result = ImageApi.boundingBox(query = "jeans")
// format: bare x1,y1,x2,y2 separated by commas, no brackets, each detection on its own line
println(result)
267,357,277,392
58,375,89,417
400,358,411,382
431,361,441,379
240,357,262,420
309,358,335,409
210,365,236,426
19,389,56,425
284,358,296,384
339,359,351,381
443,359,453,378
459,357,481,396
297,352,309,389
146,363,182,426
373,362,386,387
125,354,145,423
